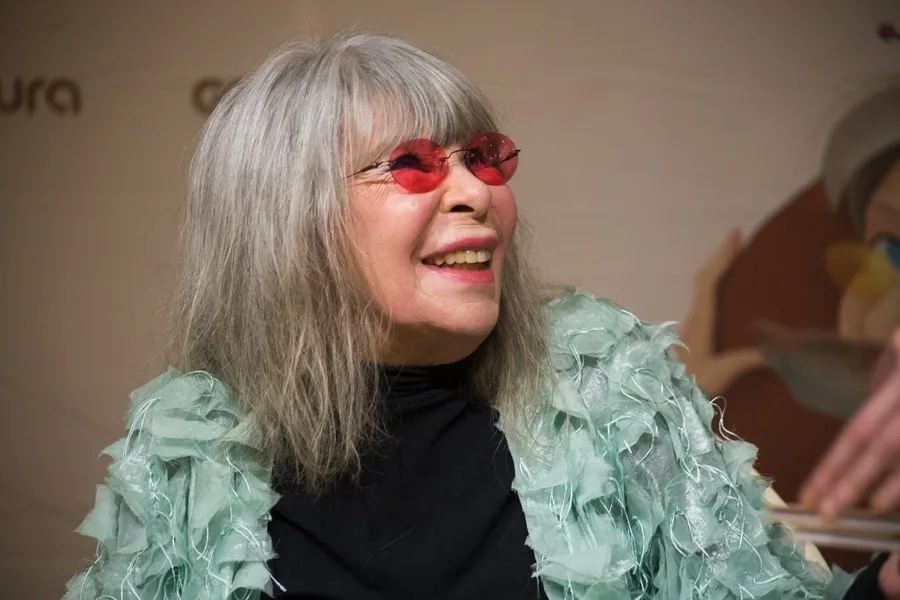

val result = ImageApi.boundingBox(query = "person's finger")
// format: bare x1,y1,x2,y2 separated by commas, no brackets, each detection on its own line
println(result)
819,411,900,516
871,460,900,514
801,369,900,508
871,337,898,392
801,417,879,508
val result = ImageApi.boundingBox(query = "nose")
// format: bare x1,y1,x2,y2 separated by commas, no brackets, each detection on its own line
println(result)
438,159,492,219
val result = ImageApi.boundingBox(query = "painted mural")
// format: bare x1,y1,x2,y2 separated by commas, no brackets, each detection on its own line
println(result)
679,84,900,570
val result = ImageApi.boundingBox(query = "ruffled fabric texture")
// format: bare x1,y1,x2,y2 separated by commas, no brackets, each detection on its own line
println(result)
502,289,854,600
63,369,279,600
64,289,858,599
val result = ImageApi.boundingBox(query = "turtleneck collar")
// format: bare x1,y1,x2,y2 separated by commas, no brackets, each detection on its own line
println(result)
379,356,474,411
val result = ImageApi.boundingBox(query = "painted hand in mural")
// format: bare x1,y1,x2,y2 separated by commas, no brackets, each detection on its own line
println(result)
801,328,900,517
677,229,765,396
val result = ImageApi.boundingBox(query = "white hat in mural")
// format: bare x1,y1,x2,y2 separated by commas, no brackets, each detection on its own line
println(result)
823,84,900,231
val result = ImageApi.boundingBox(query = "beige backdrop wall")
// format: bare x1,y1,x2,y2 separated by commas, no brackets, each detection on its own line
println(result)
1,1,898,597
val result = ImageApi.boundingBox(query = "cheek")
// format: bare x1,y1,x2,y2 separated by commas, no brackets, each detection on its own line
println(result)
352,190,438,296
862,286,900,342
491,188,518,241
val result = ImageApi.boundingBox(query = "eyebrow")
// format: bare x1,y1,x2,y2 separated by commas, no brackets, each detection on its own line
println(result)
865,202,900,243
870,232,899,245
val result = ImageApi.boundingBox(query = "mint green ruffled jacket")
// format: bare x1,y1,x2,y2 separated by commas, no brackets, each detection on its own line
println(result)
63,290,855,600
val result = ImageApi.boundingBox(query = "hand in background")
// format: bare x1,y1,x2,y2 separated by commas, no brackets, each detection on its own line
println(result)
677,229,765,396
800,329,900,516
800,330,900,599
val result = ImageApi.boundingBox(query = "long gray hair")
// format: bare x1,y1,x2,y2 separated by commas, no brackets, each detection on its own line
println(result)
167,31,548,493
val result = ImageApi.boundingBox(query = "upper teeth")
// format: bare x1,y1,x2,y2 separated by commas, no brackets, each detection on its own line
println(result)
426,250,492,266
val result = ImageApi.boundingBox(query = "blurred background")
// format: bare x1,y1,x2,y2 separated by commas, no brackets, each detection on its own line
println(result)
1,1,899,597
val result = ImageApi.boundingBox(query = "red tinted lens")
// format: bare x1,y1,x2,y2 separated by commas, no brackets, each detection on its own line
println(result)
389,139,448,193
465,133,519,186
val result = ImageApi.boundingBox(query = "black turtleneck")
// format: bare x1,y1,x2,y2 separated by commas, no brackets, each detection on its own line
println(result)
266,361,545,599
264,363,890,599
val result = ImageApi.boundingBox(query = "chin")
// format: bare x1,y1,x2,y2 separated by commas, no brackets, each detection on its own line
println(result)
435,302,500,338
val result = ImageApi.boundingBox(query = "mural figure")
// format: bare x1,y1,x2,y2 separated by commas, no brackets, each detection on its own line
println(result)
825,86,900,345
679,84,900,570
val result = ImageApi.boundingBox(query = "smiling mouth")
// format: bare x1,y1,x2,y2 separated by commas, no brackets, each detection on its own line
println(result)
422,249,493,270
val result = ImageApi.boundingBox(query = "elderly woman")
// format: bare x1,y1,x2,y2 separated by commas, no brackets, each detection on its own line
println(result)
64,33,897,600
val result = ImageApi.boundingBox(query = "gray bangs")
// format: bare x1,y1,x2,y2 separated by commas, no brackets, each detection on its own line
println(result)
337,36,500,170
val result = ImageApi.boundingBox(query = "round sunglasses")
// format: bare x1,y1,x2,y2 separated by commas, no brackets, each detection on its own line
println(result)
351,132,520,194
